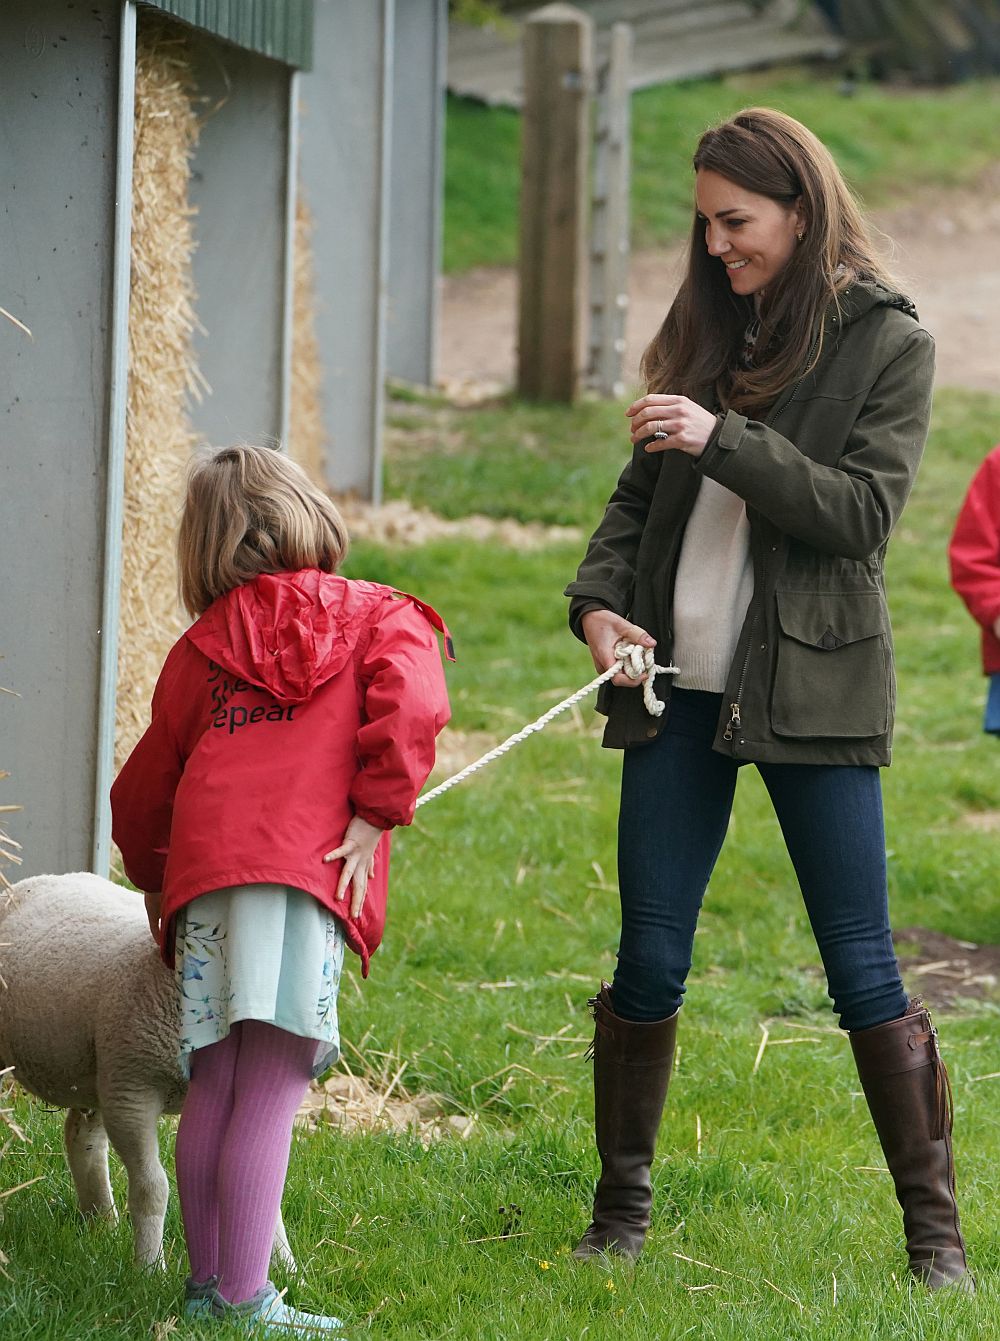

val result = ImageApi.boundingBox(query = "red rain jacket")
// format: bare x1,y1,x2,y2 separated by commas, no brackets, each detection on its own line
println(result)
949,444,1000,674
111,570,452,975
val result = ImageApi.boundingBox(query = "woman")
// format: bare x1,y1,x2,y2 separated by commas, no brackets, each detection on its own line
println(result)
565,108,972,1291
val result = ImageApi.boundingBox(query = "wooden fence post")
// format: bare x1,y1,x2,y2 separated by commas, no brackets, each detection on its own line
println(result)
588,21,632,399
517,4,593,402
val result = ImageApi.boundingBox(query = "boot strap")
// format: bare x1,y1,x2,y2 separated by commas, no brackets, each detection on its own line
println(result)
585,987,613,1060
931,1029,953,1144
909,1016,953,1143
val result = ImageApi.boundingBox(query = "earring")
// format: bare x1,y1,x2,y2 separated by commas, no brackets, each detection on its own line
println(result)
796,231,805,243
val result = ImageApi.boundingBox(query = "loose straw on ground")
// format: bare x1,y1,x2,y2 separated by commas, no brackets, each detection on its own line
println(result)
671,1252,804,1311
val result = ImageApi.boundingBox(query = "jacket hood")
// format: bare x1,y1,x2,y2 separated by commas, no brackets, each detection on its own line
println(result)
186,570,390,705
835,279,919,328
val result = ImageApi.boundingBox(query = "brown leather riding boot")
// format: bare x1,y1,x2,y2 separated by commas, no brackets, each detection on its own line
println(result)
573,983,678,1260
850,999,974,1292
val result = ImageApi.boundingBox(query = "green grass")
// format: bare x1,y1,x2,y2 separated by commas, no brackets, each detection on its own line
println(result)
444,72,1000,271
4,387,1000,1337
384,393,634,525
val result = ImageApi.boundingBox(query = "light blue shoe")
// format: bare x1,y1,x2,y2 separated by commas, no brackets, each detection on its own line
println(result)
184,1275,223,1320
212,1282,346,1336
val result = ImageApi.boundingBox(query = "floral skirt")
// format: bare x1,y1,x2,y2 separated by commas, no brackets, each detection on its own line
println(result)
175,883,345,1079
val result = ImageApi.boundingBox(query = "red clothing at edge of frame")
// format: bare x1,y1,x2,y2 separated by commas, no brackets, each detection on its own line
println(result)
949,442,1000,674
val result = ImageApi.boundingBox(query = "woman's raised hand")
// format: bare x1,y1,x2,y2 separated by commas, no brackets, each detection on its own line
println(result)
627,394,718,458
581,609,656,687
323,814,384,918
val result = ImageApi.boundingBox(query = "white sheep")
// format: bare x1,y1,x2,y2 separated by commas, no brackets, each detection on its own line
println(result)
0,872,294,1269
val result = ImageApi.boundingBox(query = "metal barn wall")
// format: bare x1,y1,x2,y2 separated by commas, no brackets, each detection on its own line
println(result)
3,0,444,877
186,37,294,449
139,0,313,67
298,0,393,500
386,0,446,388
0,0,127,877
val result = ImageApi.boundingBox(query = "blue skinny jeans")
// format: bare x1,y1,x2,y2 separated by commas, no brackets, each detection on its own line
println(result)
612,689,908,1031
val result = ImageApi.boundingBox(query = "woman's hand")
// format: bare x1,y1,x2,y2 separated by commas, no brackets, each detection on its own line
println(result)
581,609,656,688
323,815,384,918
144,891,162,944
626,394,718,459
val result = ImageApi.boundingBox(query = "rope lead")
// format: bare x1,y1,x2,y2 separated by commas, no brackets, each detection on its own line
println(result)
415,641,679,810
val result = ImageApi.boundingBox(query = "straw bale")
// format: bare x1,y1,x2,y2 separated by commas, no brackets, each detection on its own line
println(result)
115,19,203,770
288,194,327,484
0,765,20,893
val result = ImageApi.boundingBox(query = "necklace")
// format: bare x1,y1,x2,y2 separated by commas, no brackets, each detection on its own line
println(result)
741,316,762,369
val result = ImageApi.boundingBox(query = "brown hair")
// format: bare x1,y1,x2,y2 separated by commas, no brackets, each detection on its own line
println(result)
177,444,349,616
641,107,896,416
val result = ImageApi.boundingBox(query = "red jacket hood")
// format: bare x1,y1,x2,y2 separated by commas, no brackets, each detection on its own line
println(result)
186,570,391,705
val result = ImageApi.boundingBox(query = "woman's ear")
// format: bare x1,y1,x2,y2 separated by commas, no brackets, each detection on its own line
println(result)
794,197,808,242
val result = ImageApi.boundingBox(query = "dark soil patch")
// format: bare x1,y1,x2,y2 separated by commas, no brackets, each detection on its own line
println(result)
894,926,1000,1008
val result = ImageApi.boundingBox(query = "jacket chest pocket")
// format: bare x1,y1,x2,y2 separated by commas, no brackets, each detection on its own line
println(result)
770,591,890,739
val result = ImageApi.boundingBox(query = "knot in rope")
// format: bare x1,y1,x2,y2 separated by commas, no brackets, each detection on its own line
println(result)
612,640,674,718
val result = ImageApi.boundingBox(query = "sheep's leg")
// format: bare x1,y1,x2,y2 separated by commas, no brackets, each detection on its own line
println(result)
64,1109,118,1223
272,1207,297,1272
100,1089,170,1269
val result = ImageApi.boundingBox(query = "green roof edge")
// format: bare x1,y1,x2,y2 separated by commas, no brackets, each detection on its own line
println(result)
138,0,314,69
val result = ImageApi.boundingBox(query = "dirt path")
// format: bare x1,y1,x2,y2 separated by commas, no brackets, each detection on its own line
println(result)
439,169,1000,399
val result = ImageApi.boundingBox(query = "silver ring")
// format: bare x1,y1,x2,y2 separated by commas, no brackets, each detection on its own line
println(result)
653,420,670,440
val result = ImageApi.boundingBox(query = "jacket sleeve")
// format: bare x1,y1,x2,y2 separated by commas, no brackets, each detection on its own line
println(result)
350,598,451,829
564,441,663,638
695,328,934,560
948,447,1000,629
110,645,187,894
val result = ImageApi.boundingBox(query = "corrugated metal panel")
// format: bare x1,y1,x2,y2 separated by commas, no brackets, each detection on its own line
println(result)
139,0,313,68
298,0,394,500
386,0,446,387
1,0,124,876
185,37,292,448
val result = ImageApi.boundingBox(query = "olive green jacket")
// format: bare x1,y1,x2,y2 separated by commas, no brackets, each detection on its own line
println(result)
565,281,935,765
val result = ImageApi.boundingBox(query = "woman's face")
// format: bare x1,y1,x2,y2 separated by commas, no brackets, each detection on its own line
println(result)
695,169,805,300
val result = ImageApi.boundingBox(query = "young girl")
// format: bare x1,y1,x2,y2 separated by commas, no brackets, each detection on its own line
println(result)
111,444,452,1333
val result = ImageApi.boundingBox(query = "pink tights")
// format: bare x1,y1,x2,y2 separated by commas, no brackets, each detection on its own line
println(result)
175,1020,316,1304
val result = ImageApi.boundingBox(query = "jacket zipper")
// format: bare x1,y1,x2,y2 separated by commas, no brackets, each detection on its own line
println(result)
721,327,822,749
723,611,758,743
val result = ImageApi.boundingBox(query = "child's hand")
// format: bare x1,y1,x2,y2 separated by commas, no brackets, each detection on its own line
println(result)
144,891,162,944
323,815,383,918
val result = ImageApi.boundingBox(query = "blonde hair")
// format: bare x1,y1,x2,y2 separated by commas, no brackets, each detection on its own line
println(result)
642,107,898,416
177,444,349,616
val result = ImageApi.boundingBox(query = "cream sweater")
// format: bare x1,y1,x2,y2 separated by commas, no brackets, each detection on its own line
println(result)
671,478,754,692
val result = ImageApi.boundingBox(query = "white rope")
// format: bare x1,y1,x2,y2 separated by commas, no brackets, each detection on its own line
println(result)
415,641,679,810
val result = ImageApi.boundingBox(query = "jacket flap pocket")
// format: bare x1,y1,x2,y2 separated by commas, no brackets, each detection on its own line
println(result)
776,591,885,649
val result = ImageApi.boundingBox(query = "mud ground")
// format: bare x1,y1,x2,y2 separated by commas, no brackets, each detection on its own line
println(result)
439,167,1000,400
